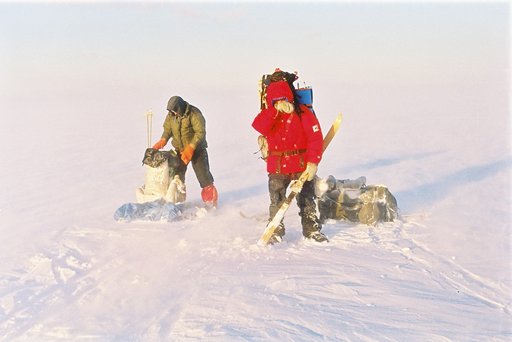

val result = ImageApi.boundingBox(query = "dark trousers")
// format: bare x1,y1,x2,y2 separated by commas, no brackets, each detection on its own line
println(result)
172,148,214,188
268,173,321,236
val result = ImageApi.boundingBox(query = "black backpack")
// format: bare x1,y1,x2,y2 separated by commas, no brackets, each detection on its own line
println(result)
142,148,182,175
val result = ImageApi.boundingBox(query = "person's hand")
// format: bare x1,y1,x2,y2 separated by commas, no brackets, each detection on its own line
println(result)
305,162,318,181
180,144,195,165
274,100,294,113
152,138,167,150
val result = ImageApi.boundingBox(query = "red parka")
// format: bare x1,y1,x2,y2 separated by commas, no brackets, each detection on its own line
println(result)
252,81,323,175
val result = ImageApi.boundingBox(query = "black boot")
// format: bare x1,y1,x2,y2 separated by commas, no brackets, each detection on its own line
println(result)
297,179,328,243
268,222,285,245
305,230,329,243
301,211,329,243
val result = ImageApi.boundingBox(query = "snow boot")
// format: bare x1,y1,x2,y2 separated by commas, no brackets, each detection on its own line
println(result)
302,211,328,243
268,222,285,245
201,184,218,208
305,231,329,243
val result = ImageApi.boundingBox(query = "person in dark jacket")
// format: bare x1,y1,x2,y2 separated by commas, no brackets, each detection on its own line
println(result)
252,72,328,243
153,96,218,208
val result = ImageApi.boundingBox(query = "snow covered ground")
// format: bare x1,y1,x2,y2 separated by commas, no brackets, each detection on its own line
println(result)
1,2,510,341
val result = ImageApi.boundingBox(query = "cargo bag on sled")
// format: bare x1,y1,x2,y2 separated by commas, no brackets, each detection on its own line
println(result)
315,175,399,225
136,148,186,204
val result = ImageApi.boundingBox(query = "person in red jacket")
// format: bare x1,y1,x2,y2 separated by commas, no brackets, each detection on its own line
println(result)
252,73,328,243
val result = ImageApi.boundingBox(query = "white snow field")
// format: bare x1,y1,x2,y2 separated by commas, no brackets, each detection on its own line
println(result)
0,2,510,341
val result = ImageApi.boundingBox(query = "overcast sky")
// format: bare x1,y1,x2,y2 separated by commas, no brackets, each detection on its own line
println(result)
0,1,508,127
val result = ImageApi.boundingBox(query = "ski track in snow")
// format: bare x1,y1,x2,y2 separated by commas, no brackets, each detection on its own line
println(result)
331,214,511,314
1,206,510,341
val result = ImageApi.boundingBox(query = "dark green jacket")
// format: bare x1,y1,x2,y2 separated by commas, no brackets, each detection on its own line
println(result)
161,96,208,151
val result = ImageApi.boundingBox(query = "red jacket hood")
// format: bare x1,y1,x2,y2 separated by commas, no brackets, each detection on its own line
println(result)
266,81,294,108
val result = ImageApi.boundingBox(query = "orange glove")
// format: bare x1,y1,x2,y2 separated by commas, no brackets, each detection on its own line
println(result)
180,144,195,164
152,138,167,150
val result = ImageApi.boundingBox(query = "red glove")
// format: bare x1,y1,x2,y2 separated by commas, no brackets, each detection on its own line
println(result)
180,144,195,165
152,138,167,150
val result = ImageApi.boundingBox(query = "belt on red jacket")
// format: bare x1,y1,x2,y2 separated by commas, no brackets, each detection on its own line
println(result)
269,148,307,157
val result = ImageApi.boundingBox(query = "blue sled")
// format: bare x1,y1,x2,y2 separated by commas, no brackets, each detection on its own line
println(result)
114,199,183,222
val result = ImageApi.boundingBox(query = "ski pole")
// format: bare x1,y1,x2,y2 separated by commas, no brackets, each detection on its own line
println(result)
146,110,153,148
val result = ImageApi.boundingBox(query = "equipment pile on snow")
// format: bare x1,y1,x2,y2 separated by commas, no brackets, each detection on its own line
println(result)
315,175,398,225
136,148,186,204
114,148,187,222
